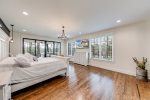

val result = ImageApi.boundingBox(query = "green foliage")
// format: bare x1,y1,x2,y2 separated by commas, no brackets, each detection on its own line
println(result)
133,57,147,70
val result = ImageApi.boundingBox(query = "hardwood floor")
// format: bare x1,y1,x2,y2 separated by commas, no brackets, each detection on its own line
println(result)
12,63,150,100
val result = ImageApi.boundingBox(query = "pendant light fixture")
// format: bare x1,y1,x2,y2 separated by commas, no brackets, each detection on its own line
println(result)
58,26,68,40
10,24,14,43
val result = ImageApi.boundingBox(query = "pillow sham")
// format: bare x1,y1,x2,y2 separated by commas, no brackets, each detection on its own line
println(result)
0,57,20,72
0,57,16,64
0,57,19,67
14,56,31,68
24,53,34,62
16,54,24,57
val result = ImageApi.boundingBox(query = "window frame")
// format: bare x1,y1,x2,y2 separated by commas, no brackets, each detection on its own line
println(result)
53,42,61,55
90,34,113,62
67,43,72,56
0,29,9,61
67,41,76,56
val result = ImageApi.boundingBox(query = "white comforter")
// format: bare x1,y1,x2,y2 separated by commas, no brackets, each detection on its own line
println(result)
0,57,67,84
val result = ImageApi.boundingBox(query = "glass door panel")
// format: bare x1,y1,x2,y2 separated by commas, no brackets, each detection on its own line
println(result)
23,39,36,55
36,40,45,57
54,42,61,55
46,42,54,57
71,42,76,56
68,43,71,56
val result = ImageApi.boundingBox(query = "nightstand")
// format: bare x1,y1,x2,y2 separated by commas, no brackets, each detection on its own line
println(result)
0,71,12,100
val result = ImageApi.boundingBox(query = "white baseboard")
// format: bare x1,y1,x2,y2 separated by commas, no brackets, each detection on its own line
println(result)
89,64,136,76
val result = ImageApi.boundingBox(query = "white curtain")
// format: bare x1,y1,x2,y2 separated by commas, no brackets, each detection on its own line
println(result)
0,29,9,61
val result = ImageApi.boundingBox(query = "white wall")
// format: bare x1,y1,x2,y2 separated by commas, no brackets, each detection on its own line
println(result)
68,19,150,78
10,32,65,56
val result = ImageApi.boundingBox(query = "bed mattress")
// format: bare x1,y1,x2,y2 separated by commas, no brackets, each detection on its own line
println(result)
0,57,67,84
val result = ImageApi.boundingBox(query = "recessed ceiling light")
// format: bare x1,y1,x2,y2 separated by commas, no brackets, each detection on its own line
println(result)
22,11,29,16
116,19,121,23
22,29,27,32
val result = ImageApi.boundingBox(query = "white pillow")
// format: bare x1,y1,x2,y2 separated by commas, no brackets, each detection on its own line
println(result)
16,54,24,57
1,57,16,64
14,56,31,68
0,57,19,67
24,53,34,62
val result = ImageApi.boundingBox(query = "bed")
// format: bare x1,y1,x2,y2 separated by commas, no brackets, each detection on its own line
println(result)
0,55,70,92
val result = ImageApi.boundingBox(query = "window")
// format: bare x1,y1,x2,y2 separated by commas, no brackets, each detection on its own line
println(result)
46,41,54,57
68,43,71,56
91,38,100,58
0,29,9,60
23,38,61,57
90,35,113,61
24,39,36,56
68,42,76,56
71,42,76,56
54,42,61,55
36,40,45,57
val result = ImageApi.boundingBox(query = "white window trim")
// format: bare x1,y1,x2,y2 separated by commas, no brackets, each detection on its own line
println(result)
90,58,113,62
0,29,9,61
67,42,75,56
90,33,114,62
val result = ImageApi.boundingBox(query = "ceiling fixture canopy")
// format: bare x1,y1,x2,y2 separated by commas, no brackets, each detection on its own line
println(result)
58,26,68,40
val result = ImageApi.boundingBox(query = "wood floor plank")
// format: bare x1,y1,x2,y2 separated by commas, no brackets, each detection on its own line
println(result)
137,80,150,100
122,75,140,100
12,63,150,100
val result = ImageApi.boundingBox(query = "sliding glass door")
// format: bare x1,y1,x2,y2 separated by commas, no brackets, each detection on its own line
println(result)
54,42,61,55
46,41,54,57
36,40,45,57
23,38,61,57
23,39,36,56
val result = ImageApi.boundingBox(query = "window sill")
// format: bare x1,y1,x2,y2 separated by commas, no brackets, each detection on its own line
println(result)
68,55,73,57
90,58,113,62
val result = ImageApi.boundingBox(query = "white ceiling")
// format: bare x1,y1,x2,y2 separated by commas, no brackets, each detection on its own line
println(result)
0,0,150,38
